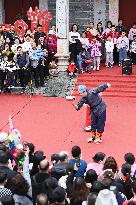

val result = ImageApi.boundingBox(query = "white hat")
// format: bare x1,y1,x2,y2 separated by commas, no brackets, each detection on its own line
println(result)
48,30,55,35
0,132,8,142
16,144,23,150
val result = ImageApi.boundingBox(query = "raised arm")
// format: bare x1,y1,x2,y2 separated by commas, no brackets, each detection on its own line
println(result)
92,83,111,95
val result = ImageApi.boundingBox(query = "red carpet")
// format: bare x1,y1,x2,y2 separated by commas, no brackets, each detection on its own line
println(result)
0,93,136,165
73,65,136,98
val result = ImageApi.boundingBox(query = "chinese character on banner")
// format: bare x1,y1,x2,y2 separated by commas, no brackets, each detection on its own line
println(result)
40,10,52,34
27,7,41,31
14,20,28,42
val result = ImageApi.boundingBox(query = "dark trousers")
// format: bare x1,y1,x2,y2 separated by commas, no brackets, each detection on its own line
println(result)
113,45,119,65
131,52,136,65
34,64,44,87
18,68,29,88
91,110,106,133
0,71,5,90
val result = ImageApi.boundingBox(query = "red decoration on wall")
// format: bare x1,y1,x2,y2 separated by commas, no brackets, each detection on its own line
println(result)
27,7,41,31
14,20,28,42
40,10,52,34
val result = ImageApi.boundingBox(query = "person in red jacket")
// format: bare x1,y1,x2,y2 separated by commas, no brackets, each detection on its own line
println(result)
68,60,77,76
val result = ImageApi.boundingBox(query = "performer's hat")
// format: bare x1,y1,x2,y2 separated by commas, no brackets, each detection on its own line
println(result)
78,85,87,93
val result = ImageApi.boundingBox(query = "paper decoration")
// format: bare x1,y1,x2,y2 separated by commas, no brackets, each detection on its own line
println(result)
14,20,28,41
27,7,41,31
40,10,52,34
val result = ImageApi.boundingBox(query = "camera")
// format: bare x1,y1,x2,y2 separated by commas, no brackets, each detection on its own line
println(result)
75,157,81,167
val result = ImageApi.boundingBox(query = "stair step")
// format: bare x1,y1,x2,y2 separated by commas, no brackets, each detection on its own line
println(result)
79,74,136,78
75,82,136,88
76,78,136,83
74,87,136,93
72,91,136,98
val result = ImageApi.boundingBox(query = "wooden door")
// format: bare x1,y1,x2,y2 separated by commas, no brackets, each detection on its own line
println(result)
119,0,136,29
4,0,39,25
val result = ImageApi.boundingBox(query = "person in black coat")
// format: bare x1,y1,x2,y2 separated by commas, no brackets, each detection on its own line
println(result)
72,83,111,144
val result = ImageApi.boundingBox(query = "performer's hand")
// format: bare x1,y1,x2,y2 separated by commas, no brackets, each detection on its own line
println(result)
72,101,78,110
107,83,111,88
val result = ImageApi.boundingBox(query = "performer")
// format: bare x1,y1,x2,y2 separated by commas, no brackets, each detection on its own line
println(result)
72,83,111,144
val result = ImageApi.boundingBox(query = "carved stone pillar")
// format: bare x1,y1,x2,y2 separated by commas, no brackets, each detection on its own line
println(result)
55,0,69,71
0,0,5,24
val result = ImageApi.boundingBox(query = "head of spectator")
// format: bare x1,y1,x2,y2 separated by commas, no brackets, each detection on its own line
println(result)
51,25,56,33
9,173,29,196
59,151,69,163
52,186,66,204
71,145,81,159
31,150,46,175
36,194,48,205
0,195,15,205
51,153,60,166
3,43,11,52
124,153,135,165
10,25,15,32
133,35,136,42
0,150,9,165
1,25,6,32
87,193,98,205
17,46,23,55
132,23,136,29
103,156,118,173
111,25,116,33
25,34,31,42
118,19,123,26
0,171,7,186
89,22,94,29
71,24,78,32
0,132,9,149
31,41,36,49
72,177,90,204
97,22,103,32
42,177,58,203
91,181,104,193
106,21,112,29
5,37,11,44
39,159,49,173
38,36,45,44
121,163,131,177
93,152,106,164
37,25,42,32
85,169,98,189
14,38,20,45
101,177,113,190
81,31,87,38
121,30,127,37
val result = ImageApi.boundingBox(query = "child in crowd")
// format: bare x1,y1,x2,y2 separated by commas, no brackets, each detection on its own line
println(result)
68,60,77,76
130,35,136,65
105,35,114,67
117,30,129,66
128,22,136,42
80,32,89,49
90,36,101,71
77,49,93,73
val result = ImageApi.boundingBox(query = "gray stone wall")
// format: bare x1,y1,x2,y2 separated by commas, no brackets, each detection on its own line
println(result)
47,0,110,32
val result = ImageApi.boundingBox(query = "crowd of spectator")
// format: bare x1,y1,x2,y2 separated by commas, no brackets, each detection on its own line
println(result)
0,131,136,205
0,24,57,93
68,19,136,75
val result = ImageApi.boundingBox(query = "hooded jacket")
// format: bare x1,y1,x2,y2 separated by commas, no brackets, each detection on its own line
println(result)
95,189,118,205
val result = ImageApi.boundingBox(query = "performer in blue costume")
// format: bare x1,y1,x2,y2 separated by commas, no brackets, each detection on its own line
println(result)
72,83,111,144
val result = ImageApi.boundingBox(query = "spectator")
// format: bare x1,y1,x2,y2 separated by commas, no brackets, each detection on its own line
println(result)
0,171,12,198
36,193,48,205
86,152,106,175
0,195,15,205
52,186,67,205
32,159,50,203
116,19,127,35
34,25,46,45
70,177,90,205
128,23,136,42
123,180,136,204
51,151,69,180
103,156,118,174
85,169,98,189
69,145,87,177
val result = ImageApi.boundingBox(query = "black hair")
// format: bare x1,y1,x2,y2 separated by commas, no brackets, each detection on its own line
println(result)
124,153,135,165
59,152,68,162
132,180,136,194
71,24,78,32
87,193,97,205
91,181,104,193
27,143,35,154
71,146,81,158
101,178,113,189
0,171,7,183
118,19,123,21
93,152,106,163
85,169,98,184
0,195,15,205
17,46,22,51
52,186,66,203
106,21,112,27
121,163,131,176
51,153,60,164
0,151,9,164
